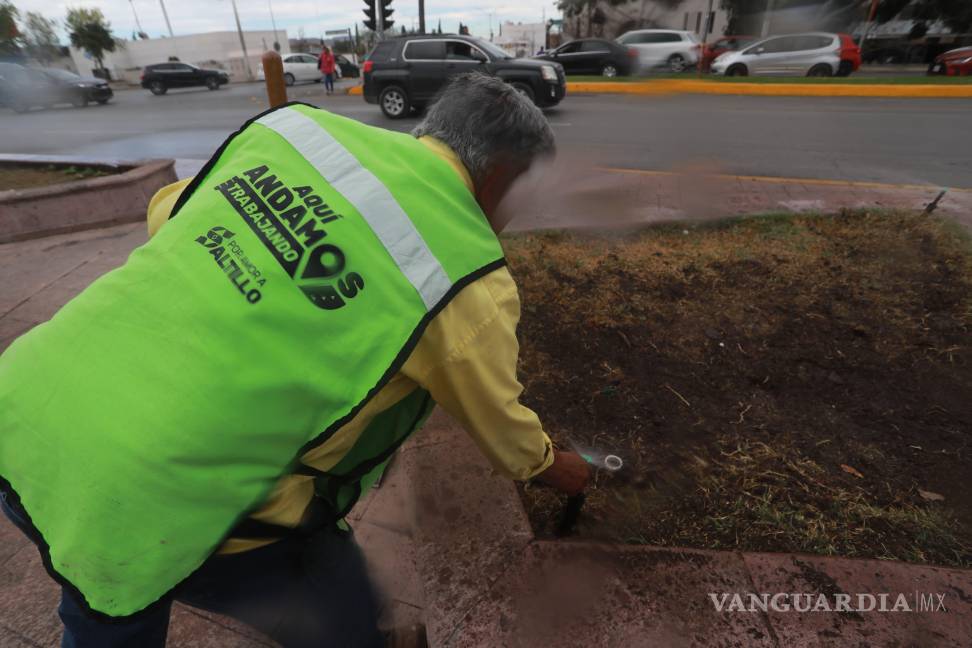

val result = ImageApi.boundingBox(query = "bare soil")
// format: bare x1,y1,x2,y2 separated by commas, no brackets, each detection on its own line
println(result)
0,164,116,191
510,211,972,567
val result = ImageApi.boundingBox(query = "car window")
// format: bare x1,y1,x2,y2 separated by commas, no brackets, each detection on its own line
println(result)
337,55,349,64
580,41,609,52
0,64,28,82
43,68,80,81
304,54,319,63
713,38,731,49
173,64,193,72
558,42,582,54
446,41,485,61
404,40,446,61
369,41,396,63
751,37,787,54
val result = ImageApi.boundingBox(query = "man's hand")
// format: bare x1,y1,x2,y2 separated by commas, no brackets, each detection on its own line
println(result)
536,450,591,496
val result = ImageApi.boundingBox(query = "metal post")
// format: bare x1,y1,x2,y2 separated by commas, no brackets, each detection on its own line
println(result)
377,1,384,39
262,50,288,107
230,0,253,81
760,0,776,38
861,0,881,44
418,0,426,34
159,0,174,37
699,0,714,74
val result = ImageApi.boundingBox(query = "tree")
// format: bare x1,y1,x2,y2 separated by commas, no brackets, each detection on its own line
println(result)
22,12,60,63
0,0,20,57
66,7,115,71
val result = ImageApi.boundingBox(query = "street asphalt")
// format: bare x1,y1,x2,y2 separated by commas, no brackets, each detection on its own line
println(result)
2,81,971,189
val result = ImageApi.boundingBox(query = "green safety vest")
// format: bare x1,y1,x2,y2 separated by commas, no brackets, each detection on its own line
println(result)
0,102,505,619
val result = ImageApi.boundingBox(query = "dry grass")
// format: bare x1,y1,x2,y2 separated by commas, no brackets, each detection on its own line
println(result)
509,211,972,567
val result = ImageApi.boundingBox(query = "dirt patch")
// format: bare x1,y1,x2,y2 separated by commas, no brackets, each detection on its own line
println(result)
0,164,117,191
509,211,972,567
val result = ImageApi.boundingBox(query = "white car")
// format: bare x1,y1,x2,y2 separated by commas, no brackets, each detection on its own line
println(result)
616,29,701,72
710,33,843,77
257,53,322,85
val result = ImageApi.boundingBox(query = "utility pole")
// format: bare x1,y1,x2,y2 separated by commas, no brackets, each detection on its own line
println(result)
418,0,425,34
760,0,776,37
699,0,713,74
230,0,253,80
129,0,145,36
159,0,174,37
268,0,280,50
377,1,384,38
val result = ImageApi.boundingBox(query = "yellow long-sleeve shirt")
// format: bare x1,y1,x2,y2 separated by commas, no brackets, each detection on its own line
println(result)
147,137,554,553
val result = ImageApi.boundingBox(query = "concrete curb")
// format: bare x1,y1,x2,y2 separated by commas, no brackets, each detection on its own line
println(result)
570,79,972,97
0,158,177,244
405,411,972,647
346,80,972,98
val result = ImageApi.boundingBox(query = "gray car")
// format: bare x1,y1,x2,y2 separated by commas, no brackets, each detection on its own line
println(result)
710,32,841,77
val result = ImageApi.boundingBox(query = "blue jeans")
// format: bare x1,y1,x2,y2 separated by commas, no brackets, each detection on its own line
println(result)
1,491,385,648
324,73,334,92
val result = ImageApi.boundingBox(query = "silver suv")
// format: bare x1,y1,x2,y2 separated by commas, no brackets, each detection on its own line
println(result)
710,32,841,77
616,29,701,73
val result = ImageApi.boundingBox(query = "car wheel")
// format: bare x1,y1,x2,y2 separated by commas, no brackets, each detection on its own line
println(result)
807,64,832,77
836,61,853,77
149,81,167,95
379,85,410,119
510,81,536,104
601,64,618,78
284,73,295,87
726,64,748,77
71,95,88,108
96,98,110,105
206,77,220,90
668,54,687,73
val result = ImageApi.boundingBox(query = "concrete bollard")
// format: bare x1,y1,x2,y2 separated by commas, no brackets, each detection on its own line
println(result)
262,50,288,108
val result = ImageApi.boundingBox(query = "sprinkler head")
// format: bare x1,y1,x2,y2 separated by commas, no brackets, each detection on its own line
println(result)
603,455,623,472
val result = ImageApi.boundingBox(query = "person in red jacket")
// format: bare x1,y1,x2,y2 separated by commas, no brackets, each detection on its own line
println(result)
319,46,336,95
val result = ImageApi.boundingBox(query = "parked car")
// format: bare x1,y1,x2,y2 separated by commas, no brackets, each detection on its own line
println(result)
700,35,756,71
615,29,701,73
140,62,229,95
534,38,637,77
836,33,862,76
280,53,322,85
710,33,849,77
363,35,566,119
336,54,360,78
928,46,972,76
0,62,112,113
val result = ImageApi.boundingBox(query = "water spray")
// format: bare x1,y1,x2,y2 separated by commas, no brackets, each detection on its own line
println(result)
555,441,625,537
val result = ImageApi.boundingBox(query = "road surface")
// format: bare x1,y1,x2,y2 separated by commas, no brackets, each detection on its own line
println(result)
2,82,970,189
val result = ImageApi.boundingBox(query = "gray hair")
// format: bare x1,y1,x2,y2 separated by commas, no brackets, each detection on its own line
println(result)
412,72,555,190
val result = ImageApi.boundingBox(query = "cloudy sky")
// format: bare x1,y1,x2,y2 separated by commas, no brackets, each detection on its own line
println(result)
13,0,556,43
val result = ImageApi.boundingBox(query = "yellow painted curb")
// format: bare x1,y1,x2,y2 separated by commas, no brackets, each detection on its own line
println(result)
569,79,972,98
348,85,363,96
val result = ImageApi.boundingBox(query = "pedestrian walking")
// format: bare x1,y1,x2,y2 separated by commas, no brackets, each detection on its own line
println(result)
0,72,589,648
319,46,336,95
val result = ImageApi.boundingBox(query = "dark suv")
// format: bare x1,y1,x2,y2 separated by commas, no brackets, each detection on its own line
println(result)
363,35,566,118
141,62,229,95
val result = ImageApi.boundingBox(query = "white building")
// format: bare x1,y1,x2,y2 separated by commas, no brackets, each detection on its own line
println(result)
69,30,289,85
565,0,729,41
495,22,547,57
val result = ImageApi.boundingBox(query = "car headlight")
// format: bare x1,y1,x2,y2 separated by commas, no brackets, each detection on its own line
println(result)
541,64,558,82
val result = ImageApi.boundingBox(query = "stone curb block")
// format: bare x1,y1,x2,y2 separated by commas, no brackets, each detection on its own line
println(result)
0,158,177,244
347,81,972,98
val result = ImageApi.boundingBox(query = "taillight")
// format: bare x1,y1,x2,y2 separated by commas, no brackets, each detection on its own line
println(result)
627,48,637,57
363,60,374,74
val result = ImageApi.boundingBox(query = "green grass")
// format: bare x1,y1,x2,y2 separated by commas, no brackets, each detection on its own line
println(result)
569,74,972,84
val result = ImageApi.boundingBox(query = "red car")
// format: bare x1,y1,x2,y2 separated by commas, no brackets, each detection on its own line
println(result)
701,35,756,71
928,46,972,76
837,33,861,76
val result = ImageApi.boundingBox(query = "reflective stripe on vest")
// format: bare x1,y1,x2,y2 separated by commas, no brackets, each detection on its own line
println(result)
0,102,505,619
256,108,452,310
